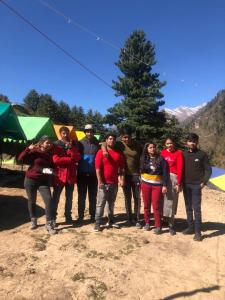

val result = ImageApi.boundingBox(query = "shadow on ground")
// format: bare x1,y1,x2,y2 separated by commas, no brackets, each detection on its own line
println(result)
162,285,220,300
0,195,45,231
0,168,25,189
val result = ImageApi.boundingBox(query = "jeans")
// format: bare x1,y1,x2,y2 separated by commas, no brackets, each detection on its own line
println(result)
183,183,202,233
141,182,163,228
52,183,74,220
95,184,118,225
122,175,141,221
24,177,52,222
77,173,97,219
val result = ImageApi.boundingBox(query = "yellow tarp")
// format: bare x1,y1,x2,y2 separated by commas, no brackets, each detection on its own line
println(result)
76,131,85,141
209,174,225,192
53,125,77,141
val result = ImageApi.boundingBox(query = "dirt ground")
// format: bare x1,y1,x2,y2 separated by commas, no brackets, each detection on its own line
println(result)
0,170,225,300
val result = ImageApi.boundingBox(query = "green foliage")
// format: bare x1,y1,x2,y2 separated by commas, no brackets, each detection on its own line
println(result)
23,89,40,112
70,105,86,129
105,30,170,141
36,93,60,123
184,90,225,167
0,94,10,103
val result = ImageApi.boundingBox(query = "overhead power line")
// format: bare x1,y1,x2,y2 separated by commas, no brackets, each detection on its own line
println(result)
0,0,112,88
37,0,150,66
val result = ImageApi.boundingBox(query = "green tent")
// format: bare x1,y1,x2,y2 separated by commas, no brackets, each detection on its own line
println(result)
0,102,26,140
18,116,57,141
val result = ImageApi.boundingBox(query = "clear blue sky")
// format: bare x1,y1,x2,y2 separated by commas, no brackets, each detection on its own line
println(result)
1,0,225,114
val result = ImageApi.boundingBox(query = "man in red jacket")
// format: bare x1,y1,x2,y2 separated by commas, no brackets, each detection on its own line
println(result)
52,127,81,225
94,133,125,232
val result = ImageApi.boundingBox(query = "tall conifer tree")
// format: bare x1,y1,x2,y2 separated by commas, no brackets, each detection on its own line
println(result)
105,30,167,140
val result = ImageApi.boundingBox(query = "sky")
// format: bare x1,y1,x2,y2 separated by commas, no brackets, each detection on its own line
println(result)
1,0,225,114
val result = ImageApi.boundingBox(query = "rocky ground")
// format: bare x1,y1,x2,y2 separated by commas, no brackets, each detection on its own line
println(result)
0,169,225,300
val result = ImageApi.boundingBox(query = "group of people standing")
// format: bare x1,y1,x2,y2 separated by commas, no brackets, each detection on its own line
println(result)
18,125,212,242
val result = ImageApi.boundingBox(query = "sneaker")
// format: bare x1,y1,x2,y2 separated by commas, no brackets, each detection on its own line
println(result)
193,232,203,242
106,222,120,229
154,227,162,235
45,221,57,235
182,226,194,235
90,217,95,223
136,222,142,229
94,223,101,232
169,227,176,236
31,218,37,230
52,220,58,229
112,223,120,229
144,224,150,231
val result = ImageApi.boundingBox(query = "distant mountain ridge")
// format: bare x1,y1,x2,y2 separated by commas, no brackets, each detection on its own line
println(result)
165,103,207,122
184,90,225,168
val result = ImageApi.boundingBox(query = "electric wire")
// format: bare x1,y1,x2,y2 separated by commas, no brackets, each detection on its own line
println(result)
37,0,150,66
0,0,112,88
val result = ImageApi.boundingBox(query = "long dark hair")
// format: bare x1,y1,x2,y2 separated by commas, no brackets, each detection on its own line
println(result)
140,142,161,172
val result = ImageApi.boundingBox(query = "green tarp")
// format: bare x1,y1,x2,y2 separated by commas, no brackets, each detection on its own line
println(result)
0,102,26,140
18,116,57,141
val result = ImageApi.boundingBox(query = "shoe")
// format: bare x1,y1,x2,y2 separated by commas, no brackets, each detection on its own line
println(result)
182,226,194,235
65,217,73,225
169,227,176,236
52,220,58,228
90,217,95,223
126,220,133,227
45,221,57,235
136,222,142,229
144,224,150,231
76,217,84,224
112,223,120,229
31,218,37,230
154,227,162,235
94,223,101,232
106,222,120,229
193,232,203,241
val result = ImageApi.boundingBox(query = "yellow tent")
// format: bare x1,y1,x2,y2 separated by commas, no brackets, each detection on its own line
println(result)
76,130,85,141
209,174,225,192
53,125,77,141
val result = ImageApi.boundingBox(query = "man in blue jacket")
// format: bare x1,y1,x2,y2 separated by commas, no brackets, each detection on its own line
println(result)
77,124,99,223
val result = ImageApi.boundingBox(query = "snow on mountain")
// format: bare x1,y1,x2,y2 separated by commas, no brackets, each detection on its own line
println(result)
165,103,207,122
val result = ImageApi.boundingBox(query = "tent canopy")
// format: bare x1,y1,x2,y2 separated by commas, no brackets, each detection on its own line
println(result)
0,102,26,140
209,167,225,192
54,125,77,141
76,130,101,141
18,116,57,141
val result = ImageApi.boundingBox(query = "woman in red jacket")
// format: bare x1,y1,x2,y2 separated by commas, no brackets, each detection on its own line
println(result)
161,138,184,235
18,136,56,234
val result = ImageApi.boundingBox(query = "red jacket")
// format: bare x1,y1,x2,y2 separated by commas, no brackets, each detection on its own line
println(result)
52,143,81,186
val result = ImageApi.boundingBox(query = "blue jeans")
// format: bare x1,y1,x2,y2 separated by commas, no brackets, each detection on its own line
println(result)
183,183,202,233
95,184,118,225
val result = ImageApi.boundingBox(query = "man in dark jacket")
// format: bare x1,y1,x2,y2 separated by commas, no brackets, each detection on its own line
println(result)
52,127,81,225
183,133,212,241
77,124,99,223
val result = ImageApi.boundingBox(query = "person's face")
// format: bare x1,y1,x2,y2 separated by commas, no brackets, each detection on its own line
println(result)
106,136,116,148
41,140,52,151
60,130,70,141
165,139,174,151
147,143,156,156
187,139,198,150
121,134,131,145
85,130,94,139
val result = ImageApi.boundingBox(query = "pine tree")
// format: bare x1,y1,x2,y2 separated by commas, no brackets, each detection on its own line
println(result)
105,30,167,140
23,89,40,112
